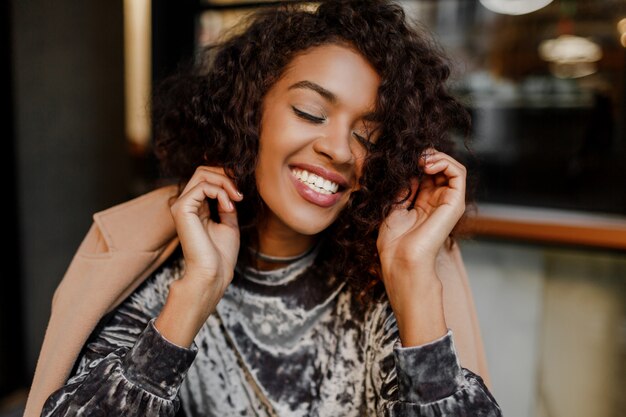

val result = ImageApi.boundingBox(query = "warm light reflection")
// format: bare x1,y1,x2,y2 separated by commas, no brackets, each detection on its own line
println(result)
538,35,602,78
618,18,626,35
479,0,553,16
549,62,598,79
197,3,320,48
619,18,626,47
123,0,152,149
539,35,602,64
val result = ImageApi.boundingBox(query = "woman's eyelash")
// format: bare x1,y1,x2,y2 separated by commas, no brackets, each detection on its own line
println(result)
292,106,374,148
353,132,372,148
292,106,325,123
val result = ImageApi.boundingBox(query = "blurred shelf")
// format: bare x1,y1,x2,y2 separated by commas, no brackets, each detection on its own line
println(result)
465,203,626,251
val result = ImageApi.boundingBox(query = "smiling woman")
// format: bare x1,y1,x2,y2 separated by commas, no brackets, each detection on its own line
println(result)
256,44,379,241
25,1,502,416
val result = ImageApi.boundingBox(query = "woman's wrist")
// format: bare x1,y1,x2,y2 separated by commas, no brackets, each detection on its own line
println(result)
385,271,447,347
155,277,218,348
397,301,447,346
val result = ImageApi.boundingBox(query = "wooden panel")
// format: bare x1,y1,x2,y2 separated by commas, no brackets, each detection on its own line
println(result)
463,204,626,250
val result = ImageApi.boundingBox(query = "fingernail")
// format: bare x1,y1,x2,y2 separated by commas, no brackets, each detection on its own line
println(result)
228,200,234,211
236,190,243,198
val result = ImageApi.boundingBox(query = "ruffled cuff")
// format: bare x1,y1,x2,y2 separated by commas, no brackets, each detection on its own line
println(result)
122,318,198,399
393,329,466,404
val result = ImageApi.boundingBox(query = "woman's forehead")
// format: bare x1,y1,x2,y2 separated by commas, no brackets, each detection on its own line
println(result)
275,44,381,112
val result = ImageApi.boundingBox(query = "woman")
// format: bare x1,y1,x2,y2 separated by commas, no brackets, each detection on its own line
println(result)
25,1,501,416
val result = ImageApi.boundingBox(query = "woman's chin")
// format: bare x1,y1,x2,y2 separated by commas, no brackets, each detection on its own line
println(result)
287,220,333,236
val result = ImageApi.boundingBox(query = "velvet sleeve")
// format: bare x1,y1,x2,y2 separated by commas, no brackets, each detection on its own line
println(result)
365,301,502,416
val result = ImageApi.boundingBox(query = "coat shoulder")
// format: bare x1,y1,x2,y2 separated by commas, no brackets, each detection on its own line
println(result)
91,185,179,252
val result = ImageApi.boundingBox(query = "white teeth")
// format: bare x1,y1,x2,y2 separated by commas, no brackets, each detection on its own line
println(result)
291,168,340,194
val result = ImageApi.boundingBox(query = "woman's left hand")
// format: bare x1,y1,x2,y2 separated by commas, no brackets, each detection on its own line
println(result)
376,149,467,345
377,149,466,276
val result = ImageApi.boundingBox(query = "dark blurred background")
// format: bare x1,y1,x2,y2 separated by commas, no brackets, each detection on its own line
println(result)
2,1,625,416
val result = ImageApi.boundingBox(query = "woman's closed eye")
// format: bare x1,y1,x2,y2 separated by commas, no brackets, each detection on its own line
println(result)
292,106,326,124
353,132,373,149
291,105,374,148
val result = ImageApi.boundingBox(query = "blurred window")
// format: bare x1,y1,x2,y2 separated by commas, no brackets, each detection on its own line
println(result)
194,0,626,215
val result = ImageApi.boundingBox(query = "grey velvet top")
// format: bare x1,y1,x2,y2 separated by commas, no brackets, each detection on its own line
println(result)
41,243,502,416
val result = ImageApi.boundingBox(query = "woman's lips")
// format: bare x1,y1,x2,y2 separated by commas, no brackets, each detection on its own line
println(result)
289,163,349,188
289,170,343,208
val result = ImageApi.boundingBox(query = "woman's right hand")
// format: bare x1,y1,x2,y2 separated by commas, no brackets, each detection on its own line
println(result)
172,166,242,286
155,166,243,347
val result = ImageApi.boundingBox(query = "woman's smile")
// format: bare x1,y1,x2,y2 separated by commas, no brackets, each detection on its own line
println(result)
288,165,345,207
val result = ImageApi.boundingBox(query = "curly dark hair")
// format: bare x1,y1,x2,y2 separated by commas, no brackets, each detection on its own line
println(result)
153,0,473,305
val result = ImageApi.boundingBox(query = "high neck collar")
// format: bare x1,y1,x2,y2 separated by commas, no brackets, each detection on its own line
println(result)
235,239,323,286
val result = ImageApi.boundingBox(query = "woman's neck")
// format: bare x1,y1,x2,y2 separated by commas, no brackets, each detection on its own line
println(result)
250,219,319,271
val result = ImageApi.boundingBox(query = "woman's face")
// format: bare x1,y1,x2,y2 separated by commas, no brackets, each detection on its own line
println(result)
256,43,381,237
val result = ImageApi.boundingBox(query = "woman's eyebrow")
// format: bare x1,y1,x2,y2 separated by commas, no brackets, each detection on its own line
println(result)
288,80,337,104
288,80,378,120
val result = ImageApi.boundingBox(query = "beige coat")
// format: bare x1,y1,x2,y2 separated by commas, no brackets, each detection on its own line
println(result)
24,185,491,417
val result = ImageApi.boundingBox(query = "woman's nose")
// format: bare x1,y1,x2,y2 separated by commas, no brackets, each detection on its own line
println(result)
312,124,354,164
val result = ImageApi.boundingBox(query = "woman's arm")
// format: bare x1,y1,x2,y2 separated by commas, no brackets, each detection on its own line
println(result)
41,259,197,417
376,149,467,347
43,165,243,416
369,149,501,414
154,166,243,347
